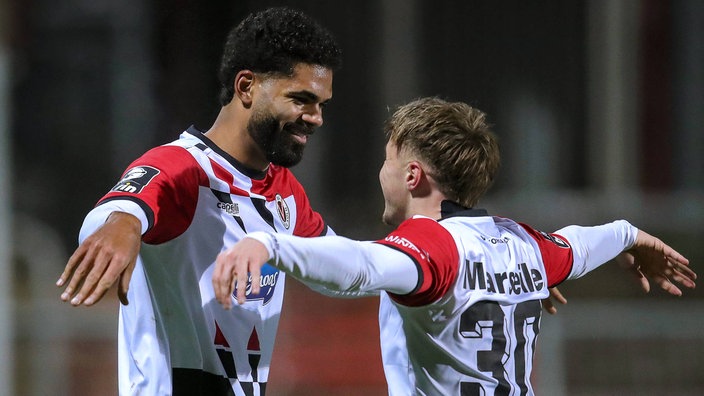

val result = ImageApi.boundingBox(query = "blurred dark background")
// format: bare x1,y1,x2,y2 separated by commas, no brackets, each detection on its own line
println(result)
2,0,703,395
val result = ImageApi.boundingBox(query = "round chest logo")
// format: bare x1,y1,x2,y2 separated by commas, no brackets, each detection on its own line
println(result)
275,194,290,229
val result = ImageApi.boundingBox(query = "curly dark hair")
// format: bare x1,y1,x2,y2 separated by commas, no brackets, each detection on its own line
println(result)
218,7,342,106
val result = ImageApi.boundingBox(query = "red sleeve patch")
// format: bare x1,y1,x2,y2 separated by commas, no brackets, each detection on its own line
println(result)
376,217,459,306
518,223,574,287
99,145,207,244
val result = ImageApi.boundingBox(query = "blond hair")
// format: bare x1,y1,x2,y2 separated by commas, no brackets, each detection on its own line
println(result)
384,97,500,207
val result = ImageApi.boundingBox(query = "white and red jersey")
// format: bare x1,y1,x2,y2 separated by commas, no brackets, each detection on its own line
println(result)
247,202,637,396
83,127,330,396
376,211,569,396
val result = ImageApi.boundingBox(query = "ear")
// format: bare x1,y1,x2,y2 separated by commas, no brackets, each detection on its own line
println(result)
405,161,424,191
234,70,255,108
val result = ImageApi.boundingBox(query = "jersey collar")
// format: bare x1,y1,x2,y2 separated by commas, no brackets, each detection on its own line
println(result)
187,125,268,180
440,200,488,219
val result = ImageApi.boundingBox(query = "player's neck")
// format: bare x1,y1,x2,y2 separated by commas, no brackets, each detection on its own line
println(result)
407,194,445,221
205,106,269,171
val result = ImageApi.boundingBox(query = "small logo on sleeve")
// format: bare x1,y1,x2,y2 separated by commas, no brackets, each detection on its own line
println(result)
111,166,160,194
384,235,426,259
538,231,569,248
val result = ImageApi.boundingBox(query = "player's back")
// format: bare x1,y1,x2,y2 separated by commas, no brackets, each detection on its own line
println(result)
394,214,550,395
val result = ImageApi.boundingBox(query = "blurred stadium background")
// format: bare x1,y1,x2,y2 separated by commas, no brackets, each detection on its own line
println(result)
1,0,702,395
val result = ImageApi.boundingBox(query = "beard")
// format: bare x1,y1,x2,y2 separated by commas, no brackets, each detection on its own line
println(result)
247,109,312,168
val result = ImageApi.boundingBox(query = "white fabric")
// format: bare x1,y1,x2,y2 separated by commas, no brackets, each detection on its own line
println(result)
557,220,638,279
79,200,149,237
246,232,418,295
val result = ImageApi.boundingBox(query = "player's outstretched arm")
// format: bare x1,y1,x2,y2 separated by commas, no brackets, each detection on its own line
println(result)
214,232,420,309
616,229,696,296
57,211,142,306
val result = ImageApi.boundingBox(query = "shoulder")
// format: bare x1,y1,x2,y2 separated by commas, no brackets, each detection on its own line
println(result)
104,144,205,201
378,217,460,306
136,144,206,178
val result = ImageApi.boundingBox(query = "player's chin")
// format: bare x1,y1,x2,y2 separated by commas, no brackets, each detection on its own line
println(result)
381,209,399,227
269,145,305,167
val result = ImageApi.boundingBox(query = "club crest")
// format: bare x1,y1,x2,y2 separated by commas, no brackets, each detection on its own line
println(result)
275,194,290,229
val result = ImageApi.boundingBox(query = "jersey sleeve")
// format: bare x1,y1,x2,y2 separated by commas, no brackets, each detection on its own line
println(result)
375,217,460,307
247,232,419,295
553,220,638,280
98,145,208,244
518,223,574,287
520,220,638,287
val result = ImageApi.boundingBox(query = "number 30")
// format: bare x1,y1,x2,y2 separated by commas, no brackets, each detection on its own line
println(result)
459,300,541,395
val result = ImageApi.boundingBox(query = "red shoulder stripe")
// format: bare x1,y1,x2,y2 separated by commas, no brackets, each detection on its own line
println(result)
518,223,573,287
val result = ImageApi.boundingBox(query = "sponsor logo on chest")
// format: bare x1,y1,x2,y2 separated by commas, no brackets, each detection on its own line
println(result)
217,201,240,216
236,264,280,305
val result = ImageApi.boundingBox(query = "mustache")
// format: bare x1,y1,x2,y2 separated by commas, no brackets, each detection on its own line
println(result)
283,122,314,136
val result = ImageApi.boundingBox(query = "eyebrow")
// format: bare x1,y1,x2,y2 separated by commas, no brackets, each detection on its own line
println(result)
288,90,331,105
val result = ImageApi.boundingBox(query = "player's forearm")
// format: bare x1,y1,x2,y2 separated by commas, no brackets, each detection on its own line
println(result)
246,232,418,295
556,220,638,279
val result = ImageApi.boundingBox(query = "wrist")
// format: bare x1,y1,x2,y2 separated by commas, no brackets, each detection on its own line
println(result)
107,211,142,234
245,232,277,262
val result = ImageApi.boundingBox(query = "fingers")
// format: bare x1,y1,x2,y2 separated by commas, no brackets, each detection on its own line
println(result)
59,243,109,305
629,264,651,293
246,264,261,304
666,250,696,283
57,245,86,288
652,275,682,297
541,298,557,315
212,252,235,310
637,256,695,296
235,267,249,305
549,287,567,305
213,238,271,309
57,247,85,298
81,248,126,306
658,257,696,292
542,288,567,315
652,243,696,290
213,248,250,310
626,231,697,296
59,237,137,306
213,255,260,308
667,267,696,290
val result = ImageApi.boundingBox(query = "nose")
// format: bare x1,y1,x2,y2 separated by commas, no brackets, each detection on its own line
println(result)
301,104,323,127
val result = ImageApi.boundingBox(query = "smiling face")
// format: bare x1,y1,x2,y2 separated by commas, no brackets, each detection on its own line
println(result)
248,63,333,167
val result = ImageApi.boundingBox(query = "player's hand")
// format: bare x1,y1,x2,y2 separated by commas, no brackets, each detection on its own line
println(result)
57,212,141,306
541,287,567,315
615,229,696,296
213,237,270,309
